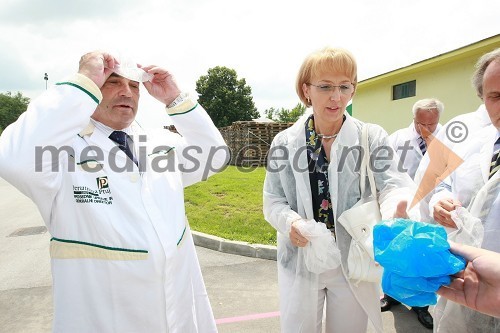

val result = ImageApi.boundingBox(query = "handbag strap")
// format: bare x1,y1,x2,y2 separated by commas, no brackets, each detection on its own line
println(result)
360,124,377,198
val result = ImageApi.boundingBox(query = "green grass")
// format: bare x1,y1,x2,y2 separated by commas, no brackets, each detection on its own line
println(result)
184,166,277,245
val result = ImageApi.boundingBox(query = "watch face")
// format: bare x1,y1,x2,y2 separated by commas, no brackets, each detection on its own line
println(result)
169,93,187,108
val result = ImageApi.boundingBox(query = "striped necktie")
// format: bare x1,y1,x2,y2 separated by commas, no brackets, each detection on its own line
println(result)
418,136,427,155
489,137,500,179
109,130,138,166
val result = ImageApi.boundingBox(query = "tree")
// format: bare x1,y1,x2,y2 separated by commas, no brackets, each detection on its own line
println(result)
264,107,279,121
264,103,306,123
0,92,29,131
196,66,259,128
280,103,306,122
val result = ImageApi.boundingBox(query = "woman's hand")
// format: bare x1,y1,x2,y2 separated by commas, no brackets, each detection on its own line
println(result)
289,220,309,247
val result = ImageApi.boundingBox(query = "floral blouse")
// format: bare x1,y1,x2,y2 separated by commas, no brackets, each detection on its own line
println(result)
305,115,334,231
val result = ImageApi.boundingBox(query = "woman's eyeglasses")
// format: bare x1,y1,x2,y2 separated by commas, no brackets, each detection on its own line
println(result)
307,83,354,95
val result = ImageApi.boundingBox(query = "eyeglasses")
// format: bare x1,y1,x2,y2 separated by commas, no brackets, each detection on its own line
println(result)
307,83,354,95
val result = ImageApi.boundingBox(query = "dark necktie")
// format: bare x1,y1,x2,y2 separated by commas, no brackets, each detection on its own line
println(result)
109,130,137,165
418,136,427,155
489,137,500,179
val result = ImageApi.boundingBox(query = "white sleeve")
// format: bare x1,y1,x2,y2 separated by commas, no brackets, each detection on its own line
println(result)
166,97,229,187
428,177,454,213
0,74,101,221
387,131,398,152
368,125,420,221
262,135,303,235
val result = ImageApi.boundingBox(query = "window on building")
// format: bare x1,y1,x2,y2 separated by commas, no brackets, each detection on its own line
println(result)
392,80,416,100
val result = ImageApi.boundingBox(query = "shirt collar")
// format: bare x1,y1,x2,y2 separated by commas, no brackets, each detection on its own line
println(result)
90,118,133,137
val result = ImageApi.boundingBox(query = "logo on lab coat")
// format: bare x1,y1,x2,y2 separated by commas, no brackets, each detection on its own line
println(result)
97,176,109,189
73,184,113,205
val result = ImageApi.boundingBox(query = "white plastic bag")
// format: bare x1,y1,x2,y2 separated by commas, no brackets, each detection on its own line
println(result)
295,219,341,274
447,207,484,247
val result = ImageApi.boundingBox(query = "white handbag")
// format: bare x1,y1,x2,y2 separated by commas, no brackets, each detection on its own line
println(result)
338,124,383,285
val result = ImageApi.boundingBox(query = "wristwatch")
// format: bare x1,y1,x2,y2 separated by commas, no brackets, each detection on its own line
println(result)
167,92,189,109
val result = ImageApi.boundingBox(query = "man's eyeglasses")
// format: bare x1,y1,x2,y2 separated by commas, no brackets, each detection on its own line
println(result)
307,83,354,95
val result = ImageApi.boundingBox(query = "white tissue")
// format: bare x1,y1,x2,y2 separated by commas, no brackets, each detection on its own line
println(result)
113,56,153,82
295,219,342,274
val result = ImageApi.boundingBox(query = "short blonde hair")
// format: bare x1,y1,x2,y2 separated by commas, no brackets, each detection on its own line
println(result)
296,47,358,107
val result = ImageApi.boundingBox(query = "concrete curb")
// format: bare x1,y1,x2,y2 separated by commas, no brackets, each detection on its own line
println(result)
192,231,277,261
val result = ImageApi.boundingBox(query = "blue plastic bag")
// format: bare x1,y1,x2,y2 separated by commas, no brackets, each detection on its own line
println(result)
382,271,451,306
373,219,466,306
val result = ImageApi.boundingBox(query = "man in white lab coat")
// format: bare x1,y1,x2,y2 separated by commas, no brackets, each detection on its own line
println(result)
429,48,500,332
383,98,444,329
389,98,444,179
413,103,491,223
0,51,228,332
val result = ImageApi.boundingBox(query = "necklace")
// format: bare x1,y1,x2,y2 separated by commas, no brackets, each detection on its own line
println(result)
317,133,338,140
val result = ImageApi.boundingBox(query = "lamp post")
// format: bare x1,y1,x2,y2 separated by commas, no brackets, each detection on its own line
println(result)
44,73,48,90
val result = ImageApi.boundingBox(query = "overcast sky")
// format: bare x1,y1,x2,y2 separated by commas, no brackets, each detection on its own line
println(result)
0,0,498,128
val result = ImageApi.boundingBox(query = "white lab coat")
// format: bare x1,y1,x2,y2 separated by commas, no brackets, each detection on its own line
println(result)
429,124,500,333
263,111,418,333
0,76,228,332
414,104,491,222
388,122,442,179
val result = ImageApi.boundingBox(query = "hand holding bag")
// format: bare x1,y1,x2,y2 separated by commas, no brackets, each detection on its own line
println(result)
338,124,383,284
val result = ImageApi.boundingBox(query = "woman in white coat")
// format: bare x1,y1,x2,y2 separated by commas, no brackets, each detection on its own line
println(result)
263,47,417,333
